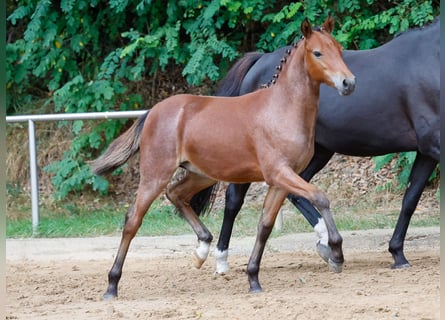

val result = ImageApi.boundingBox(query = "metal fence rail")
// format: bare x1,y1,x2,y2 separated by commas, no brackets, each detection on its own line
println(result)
6,111,146,234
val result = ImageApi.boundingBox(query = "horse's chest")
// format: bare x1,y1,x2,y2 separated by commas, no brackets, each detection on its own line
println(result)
259,130,315,165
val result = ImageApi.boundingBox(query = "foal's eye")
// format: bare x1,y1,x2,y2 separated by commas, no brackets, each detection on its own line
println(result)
313,51,322,58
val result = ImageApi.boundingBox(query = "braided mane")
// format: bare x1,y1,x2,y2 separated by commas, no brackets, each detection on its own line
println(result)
261,26,323,88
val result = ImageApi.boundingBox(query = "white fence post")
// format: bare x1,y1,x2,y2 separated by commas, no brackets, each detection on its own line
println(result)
6,111,147,234
28,119,40,235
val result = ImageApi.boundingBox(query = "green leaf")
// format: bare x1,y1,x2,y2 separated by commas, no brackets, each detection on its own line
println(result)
8,5,33,25
110,0,129,13
72,120,84,135
373,154,395,171
61,0,76,13
91,175,109,194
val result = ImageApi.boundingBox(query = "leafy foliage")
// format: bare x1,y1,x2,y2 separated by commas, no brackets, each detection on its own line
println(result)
373,152,439,191
6,0,439,198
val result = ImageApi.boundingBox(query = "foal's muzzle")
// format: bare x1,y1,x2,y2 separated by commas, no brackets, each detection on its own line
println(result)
338,77,356,96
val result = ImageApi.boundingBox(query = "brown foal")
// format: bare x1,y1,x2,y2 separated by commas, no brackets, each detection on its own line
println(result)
92,16,355,298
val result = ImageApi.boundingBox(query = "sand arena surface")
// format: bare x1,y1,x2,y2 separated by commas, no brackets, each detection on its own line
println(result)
6,227,440,320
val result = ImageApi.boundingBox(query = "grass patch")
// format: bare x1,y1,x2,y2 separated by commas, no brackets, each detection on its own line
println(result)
6,194,439,238
7,200,193,238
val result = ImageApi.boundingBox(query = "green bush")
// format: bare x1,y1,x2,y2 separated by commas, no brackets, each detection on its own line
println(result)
373,152,439,191
6,0,439,198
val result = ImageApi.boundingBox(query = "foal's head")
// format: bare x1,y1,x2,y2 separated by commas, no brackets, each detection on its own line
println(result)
301,17,355,96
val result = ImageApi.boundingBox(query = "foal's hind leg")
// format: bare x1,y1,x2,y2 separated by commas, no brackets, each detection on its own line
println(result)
166,171,217,268
104,180,167,300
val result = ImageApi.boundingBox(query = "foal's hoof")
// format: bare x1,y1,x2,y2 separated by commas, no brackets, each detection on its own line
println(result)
192,251,206,269
316,242,332,263
328,258,343,273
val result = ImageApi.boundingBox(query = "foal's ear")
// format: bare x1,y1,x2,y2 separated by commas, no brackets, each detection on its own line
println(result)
322,15,335,33
301,18,312,38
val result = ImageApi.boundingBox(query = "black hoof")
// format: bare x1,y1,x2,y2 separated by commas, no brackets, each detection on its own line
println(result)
391,262,410,269
248,279,263,293
103,292,118,300
249,286,263,293
328,258,343,273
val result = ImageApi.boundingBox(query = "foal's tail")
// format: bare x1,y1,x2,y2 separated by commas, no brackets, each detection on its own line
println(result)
91,112,148,175
190,52,263,216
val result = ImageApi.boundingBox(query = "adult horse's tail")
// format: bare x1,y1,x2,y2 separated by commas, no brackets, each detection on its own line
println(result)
190,52,263,216
214,52,263,96
91,112,148,175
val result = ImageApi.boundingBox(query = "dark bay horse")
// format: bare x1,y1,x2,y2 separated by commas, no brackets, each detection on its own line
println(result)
192,17,440,274
91,17,355,297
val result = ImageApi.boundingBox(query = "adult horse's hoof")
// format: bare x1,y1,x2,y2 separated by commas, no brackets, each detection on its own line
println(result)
316,242,332,263
328,258,343,273
248,286,263,293
214,263,229,275
214,250,230,275
103,292,118,301
248,277,263,293
192,250,206,269
391,262,410,269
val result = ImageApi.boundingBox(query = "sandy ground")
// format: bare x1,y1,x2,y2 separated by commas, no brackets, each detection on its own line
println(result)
6,227,440,320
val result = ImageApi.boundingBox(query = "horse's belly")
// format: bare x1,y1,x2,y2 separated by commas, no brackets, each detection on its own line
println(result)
185,148,264,183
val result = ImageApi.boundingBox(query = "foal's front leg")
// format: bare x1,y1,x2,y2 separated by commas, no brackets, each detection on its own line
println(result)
247,186,288,292
274,168,344,272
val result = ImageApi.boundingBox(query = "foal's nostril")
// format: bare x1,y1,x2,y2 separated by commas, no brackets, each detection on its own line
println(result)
343,78,356,90
340,78,356,95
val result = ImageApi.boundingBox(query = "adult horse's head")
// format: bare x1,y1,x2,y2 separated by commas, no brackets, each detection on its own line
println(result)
301,17,356,96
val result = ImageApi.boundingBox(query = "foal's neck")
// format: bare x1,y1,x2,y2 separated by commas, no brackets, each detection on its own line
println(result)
269,42,321,112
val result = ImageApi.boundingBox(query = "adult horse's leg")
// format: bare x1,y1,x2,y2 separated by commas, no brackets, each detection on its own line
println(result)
247,186,288,292
166,171,217,268
215,183,251,273
388,152,438,268
287,145,335,262
104,180,166,299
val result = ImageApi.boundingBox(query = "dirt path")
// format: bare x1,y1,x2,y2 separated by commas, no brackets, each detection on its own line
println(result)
6,227,440,320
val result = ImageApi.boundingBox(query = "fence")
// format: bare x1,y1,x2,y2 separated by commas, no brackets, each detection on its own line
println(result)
6,111,146,234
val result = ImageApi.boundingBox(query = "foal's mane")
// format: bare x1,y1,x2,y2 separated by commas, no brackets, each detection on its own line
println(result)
261,26,323,89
